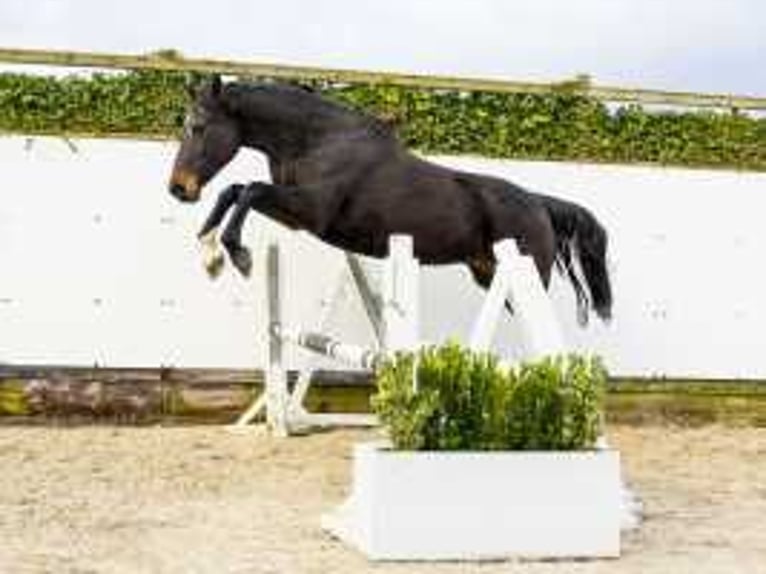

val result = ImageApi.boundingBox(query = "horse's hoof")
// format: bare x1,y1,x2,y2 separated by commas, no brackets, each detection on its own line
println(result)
231,247,252,277
204,250,225,279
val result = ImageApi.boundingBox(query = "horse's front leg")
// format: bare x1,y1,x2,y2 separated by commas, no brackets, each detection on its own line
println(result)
221,180,340,277
220,185,263,277
245,181,338,236
197,184,245,278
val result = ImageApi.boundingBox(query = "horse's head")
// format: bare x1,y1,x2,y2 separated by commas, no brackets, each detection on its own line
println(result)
168,75,241,203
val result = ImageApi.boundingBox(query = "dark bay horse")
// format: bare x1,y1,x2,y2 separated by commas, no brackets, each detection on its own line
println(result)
168,76,612,324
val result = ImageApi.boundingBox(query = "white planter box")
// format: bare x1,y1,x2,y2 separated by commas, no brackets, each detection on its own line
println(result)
323,441,622,561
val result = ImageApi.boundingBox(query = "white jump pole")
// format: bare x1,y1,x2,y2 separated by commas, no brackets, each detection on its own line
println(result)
272,327,382,370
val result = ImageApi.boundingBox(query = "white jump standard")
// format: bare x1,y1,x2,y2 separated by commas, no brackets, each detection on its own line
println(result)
232,234,420,435
469,238,566,358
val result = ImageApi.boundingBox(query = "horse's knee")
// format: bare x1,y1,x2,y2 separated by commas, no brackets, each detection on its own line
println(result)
217,183,245,206
220,220,242,250
467,255,495,289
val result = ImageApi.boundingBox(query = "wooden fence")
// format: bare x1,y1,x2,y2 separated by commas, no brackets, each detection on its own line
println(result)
1,47,765,111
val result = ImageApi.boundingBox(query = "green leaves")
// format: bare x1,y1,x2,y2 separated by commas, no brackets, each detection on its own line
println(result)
0,70,187,136
0,70,764,170
505,355,606,450
372,342,607,452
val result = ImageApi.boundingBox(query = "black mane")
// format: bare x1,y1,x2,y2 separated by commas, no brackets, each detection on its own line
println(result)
222,81,394,139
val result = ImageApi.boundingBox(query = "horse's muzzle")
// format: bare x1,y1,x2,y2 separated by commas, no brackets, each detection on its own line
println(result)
169,182,198,203
168,170,201,203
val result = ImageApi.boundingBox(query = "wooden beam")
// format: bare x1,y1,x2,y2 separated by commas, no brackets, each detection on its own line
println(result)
1,47,765,111
1,367,765,425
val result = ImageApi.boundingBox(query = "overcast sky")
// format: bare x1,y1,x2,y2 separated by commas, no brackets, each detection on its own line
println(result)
1,0,764,95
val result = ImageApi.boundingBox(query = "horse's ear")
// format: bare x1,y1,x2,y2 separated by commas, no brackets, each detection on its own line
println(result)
184,73,222,100
185,72,205,99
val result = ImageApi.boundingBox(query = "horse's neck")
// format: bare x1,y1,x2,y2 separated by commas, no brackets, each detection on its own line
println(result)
230,88,316,157
241,120,303,162
227,84,358,160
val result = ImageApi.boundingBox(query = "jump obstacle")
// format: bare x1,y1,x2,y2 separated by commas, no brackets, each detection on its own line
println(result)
232,235,567,436
232,235,419,434
227,233,641,535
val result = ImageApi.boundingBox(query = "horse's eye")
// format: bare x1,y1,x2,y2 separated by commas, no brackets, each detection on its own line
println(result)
184,116,205,137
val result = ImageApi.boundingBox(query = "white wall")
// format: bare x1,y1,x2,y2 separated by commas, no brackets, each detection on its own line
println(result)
1,136,764,379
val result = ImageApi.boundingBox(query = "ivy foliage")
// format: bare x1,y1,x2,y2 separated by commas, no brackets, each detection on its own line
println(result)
0,71,187,136
1,70,764,170
372,342,607,451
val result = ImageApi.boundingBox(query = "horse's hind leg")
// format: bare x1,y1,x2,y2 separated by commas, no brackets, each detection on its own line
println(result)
467,255,514,316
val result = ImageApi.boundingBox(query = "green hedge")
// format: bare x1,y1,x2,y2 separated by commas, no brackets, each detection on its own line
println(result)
1,70,765,170
0,71,186,136
372,343,606,451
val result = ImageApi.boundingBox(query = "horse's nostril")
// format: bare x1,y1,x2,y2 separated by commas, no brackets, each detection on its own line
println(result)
170,183,192,202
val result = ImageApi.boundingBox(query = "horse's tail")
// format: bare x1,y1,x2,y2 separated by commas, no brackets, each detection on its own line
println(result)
536,193,613,325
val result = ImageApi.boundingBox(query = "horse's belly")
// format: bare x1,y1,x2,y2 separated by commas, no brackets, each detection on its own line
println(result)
320,226,384,258
322,220,477,264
